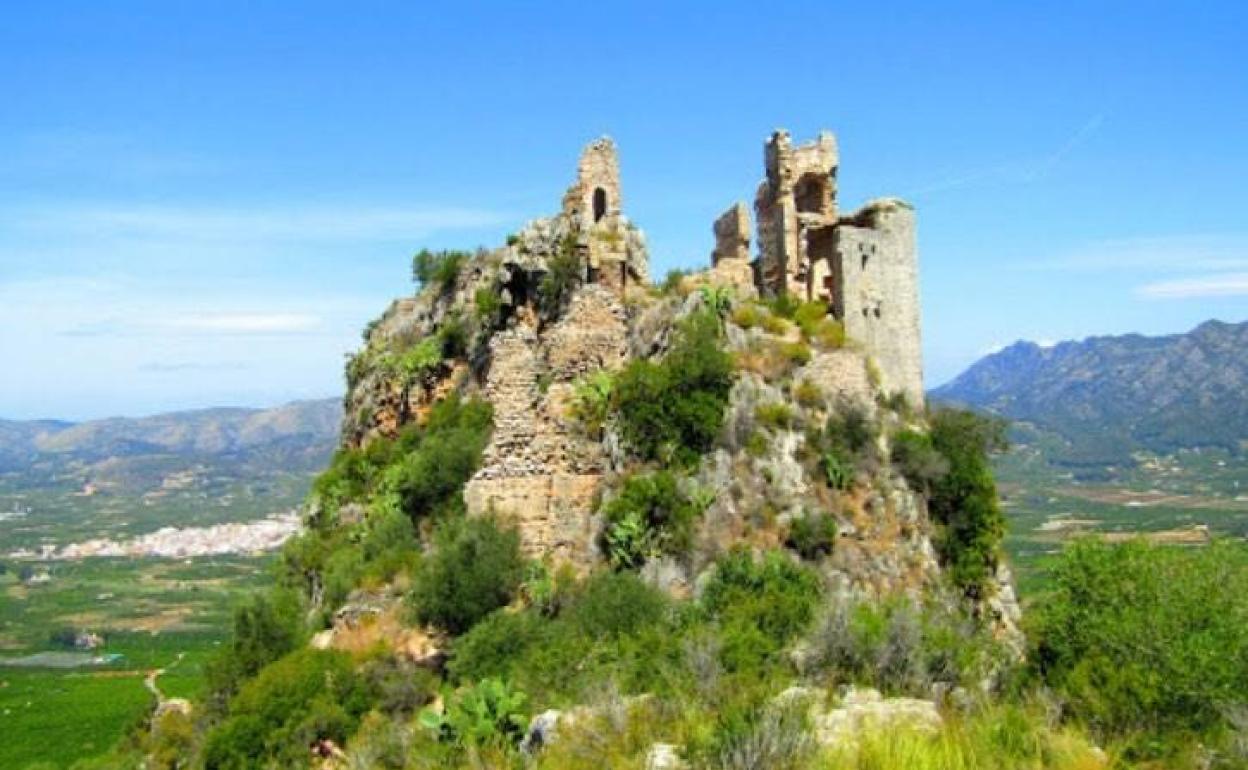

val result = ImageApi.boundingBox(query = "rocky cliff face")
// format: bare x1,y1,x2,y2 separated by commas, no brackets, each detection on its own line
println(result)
341,253,952,610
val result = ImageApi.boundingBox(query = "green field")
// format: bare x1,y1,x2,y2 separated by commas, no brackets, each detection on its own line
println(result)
0,557,275,769
996,436,1248,598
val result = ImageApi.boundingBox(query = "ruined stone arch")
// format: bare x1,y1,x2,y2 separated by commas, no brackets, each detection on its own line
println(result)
794,172,829,214
592,187,608,222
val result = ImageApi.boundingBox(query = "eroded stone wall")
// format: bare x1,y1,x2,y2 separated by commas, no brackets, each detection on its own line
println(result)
463,285,629,565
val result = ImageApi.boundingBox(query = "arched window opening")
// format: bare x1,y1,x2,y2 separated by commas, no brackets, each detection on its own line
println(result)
794,173,827,214
592,188,608,222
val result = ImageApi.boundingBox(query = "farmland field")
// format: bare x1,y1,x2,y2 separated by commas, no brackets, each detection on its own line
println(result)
0,447,318,769
995,436,1248,599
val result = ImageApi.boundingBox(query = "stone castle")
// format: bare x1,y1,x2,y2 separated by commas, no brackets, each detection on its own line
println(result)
346,127,931,579
561,129,924,406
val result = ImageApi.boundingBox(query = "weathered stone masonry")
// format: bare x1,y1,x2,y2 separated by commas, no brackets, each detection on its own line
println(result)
750,129,923,406
464,130,925,562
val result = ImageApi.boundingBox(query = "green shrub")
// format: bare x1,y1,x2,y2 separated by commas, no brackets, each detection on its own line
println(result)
792,301,828,335
765,293,800,319
410,516,526,635
570,370,614,438
810,318,846,349
786,510,838,560
822,451,854,491
390,337,442,383
613,310,734,466
823,402,876,459
792,379,824,408
891,429,949,494
661,268,690,295
800,597,993,696
204,590,304,713
761,314,790,335
474,286,502,324
412,249,469,293
755,402,796,431
701,697,815,770
1033,538,1248,744
437,313,469,359
202,649,372,770
538,238,582,317
566,570,669,639
387,394,493,522
602,471,703,568
731,303,763,329
779,340,812,366
926,409,1008,598
448,609,552,684
703,550,821,672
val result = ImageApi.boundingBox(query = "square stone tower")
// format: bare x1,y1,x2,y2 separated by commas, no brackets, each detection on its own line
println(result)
561,137,648,294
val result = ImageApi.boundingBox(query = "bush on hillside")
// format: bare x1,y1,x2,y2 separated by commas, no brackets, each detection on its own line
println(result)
1032,538,1248,746
891,428,949,494
387,394,493,522
410,516,526,635
703,550,821,673
926,408,1008,598
202,649,373,770
602,471,704,568
203,590,304,714
412,249,469,294
613,309,734,466
786,510,838,561
538,238,582,318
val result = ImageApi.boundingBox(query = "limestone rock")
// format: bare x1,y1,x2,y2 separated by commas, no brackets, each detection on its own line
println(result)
812,687,942,749
645,743,686,770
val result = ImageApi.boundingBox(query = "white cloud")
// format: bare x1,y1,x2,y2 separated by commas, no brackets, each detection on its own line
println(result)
1136,272,1248,300
5,202,508,243
165,313,321,334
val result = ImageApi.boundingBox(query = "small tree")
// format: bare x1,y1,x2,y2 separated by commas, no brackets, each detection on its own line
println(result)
410,516,526,635
926,409,1008,598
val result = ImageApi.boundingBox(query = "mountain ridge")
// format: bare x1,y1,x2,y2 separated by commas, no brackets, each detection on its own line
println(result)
931,319,1248,465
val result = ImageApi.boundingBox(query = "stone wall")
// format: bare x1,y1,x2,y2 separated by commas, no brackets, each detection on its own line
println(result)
834,199,923,406
463,285,629,565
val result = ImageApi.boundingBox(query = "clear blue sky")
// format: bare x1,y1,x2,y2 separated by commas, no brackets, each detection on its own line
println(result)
2,1,1246,420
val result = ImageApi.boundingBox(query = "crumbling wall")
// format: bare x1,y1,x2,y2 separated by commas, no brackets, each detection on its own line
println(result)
704,202,757,296
463,285,629,566
560,137,649,295
754,130,839,297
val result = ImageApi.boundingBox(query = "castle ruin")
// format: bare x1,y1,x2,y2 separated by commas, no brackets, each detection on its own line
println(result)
559,138,648,294
748,129,922,405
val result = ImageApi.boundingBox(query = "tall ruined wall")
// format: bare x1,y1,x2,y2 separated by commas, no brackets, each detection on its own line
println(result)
754,130,839,297
834,199,923,406
463,284,629,565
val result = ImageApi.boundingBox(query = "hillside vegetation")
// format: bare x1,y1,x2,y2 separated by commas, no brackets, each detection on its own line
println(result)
68,256,1248,768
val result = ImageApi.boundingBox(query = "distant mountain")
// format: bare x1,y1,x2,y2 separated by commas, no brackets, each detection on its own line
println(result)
0,399,342,472
931,320,1248,466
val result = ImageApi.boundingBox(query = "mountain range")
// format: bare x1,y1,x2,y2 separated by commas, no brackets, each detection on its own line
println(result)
0,398,342,473
931,319,1248,466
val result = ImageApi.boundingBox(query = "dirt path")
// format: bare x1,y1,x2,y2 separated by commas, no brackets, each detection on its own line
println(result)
144,652,185,702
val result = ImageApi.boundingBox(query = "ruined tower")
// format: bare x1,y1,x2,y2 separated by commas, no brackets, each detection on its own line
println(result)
561,138,648,294
751,130,923,406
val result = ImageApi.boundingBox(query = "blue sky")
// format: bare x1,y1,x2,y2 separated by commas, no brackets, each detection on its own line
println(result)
2,1,1246,420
